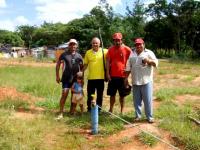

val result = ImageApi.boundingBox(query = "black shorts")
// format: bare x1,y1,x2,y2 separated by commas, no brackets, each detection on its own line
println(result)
62,78,76,89
107,77,126,97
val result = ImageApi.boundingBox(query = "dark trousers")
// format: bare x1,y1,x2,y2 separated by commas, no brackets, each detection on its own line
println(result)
87,79,104,111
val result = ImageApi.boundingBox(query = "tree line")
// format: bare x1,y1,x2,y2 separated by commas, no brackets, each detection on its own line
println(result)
0,0,199,58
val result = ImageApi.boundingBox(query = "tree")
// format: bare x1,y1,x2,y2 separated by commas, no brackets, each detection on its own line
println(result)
90,0,114,47
145,0,200,57
0,30,24,46
125,0,146,46
147,0,168,19
16,25,36,48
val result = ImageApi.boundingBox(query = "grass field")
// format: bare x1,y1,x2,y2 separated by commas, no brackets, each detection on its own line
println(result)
0,58,200,150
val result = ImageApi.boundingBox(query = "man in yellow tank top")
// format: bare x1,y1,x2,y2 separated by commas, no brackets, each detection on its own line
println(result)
83,37,108,112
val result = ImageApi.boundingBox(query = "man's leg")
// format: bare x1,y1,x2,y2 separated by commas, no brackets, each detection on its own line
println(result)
141,82,153,121
133,85,142,119
119,96,125,114
87,80,95,112
69,91,75,113
96,80,104,111
109,96,115,113
118,78,126,114
55,88,69,120
59,89,69,114
108,78,117,113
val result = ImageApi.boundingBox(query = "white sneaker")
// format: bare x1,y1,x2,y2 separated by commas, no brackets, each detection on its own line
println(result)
55,113,63,120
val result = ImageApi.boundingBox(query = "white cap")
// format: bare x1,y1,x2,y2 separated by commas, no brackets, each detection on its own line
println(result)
77,71,83,77
68,39,78,44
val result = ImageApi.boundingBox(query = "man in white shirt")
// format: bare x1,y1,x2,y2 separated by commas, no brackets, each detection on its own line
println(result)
125,38,158,123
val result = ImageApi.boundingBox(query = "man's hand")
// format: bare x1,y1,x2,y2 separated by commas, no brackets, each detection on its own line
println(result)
56,76,60,84
142,58,156,67
124,77,129,87
106,73,111,81
142,57,150,65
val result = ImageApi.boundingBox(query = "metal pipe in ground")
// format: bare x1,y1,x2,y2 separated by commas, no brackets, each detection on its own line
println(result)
91,102,98,134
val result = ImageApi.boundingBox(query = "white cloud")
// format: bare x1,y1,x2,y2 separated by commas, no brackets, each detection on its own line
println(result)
15,16,29,25
0,20,15,31
0,16,29,31
0,0,122,31
0,0,6,8
108,0,121,6
144,0,155,5
33,0,121,23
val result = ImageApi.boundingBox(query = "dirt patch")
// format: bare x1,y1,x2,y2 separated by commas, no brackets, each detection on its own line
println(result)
0,86,44,103
0,59,55,68
154,74,189,92
0,86,45,119
82,122,176,150
0,87,30,101
12,111,37,120
175,94,200,109
192,76,200,86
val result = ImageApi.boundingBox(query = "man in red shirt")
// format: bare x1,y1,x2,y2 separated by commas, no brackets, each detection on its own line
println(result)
106,32,131,114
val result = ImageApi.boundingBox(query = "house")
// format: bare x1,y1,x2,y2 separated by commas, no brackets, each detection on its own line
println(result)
0,44,12,58
11,47,27,57
55,43,68,62
31,47,44,59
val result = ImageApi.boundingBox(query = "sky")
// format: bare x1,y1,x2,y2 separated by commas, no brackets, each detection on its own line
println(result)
0,0,155,32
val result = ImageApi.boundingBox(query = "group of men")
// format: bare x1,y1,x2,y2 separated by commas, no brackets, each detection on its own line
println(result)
55,32,158,123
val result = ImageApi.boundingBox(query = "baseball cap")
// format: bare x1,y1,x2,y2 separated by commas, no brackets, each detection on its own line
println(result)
68,39,78,44
134,38,144,44
112,32,122,40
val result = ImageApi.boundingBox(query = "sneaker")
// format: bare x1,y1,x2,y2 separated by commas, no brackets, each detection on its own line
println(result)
134,117,141,122
55,113,63,120
148,119,154,123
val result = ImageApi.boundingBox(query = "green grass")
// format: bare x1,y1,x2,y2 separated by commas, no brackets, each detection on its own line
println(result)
155,102,200,150
0,65,62,110
158,59,200,76
155,87,200,101
0,110,98,150
182,75,196,82
118,136,132,144
0,65,60,98
0,98,30,111
138,132,159,147
0,110,45,150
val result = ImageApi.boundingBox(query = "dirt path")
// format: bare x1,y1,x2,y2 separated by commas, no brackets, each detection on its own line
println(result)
83,117,177,150
106,123,175,150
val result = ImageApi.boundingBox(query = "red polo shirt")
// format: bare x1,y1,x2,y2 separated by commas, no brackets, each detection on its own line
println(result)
107,45,131,77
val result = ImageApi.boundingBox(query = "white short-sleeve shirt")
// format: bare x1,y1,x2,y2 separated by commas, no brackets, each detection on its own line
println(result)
126,48,158,85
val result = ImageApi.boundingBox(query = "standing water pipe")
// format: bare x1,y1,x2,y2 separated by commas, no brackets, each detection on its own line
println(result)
91,94,98,134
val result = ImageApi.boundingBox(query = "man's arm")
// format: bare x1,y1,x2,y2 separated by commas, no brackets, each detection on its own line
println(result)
124,71,131,86
142,50,158,67
106,57,111,81
56,60,61,83
82,64,88,78
124,55,131,86
142,58,157,67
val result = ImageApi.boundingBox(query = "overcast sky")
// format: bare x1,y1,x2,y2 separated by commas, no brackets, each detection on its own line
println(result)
0,0,155,31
